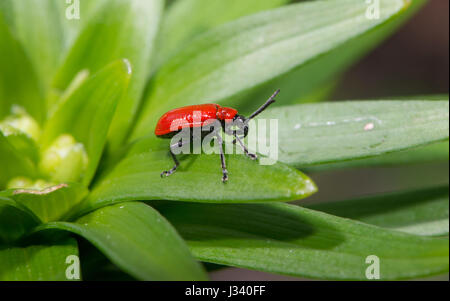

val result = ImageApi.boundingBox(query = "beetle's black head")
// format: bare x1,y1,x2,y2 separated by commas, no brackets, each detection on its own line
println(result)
225,89,280,140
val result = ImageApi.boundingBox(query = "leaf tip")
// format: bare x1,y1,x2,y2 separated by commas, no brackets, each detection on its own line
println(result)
287,171,318,201
299,176,318,198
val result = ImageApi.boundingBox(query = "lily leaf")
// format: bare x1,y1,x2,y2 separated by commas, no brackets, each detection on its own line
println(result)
0,125,40,164
223,0,426,114
0,13,44,124
308,186,449,236
305,141,449,172
1,183,88,223
154,0,289,68
158,202,449,280
82,136,316,214
33,202,207,281
53,0,164,152
132,0,416,140
0,0,103,92
0,132,36,188
0,238,79,280
0,197,40,244
248,100,449,167
42,60,131,185
77,240,136,281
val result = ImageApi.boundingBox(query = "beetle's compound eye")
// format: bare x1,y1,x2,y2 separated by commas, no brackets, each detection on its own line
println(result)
243,125,249,138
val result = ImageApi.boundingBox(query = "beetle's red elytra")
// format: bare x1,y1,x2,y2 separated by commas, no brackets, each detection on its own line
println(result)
155,104,237,136
155,89,280,182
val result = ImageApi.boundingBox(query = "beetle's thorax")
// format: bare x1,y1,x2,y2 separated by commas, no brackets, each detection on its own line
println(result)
216,105,238,121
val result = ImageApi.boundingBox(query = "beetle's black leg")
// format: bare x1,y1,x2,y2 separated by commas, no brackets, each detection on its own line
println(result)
161,140,185,178
160,150,179,177
234,134,257,160
223,123,238,145
215,133,228,183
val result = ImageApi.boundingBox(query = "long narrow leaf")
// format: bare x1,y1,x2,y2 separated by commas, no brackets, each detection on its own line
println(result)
0,196,40,244
43,60,131,185
0,0,103,91
159,202,449,280
0,126,40,164
132,0,415,140
248,100,449,167
0,132,36,188
53,0,164,152
1,183,88,223
81,136,317,214
305,141,449,172
224,0,426,114
0,13,44,124
154,0,289,67
0,238,79,280
308,186,449,236
33,202,207,281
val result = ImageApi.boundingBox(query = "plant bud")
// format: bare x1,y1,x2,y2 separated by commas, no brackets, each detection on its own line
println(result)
39,134,88,182
7,177,54,190
0,106,41,141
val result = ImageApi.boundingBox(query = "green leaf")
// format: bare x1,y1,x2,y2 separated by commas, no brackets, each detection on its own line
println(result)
248,100,449,167
291,80,341,105
306,141,449,172
308,186,449,236
0,197,40,244
42,60,131,185
222,0,426,114
78,240,136,280
33,202,207,281
0,13,44,124
132,0,416,140
0,125,40,164
53,0,164,152
154,0,289,67
0,238,79,280
0,0,103,92
82,136,316,214
0,132,36,189
1,183,88,223
158,202,449,280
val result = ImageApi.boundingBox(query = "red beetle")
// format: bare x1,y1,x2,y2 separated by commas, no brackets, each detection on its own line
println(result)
155,89,280,182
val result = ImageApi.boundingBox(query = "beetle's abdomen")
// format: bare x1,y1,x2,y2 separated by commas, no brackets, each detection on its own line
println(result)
155,104,221,136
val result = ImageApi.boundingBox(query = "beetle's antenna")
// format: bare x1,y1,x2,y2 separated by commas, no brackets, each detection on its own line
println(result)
246,89,280,122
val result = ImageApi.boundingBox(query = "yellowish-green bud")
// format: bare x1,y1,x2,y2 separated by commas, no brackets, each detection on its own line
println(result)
0,106,41,141
39,134,88,183
7,177,55,190
6,176,34,189
0,123,19,136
